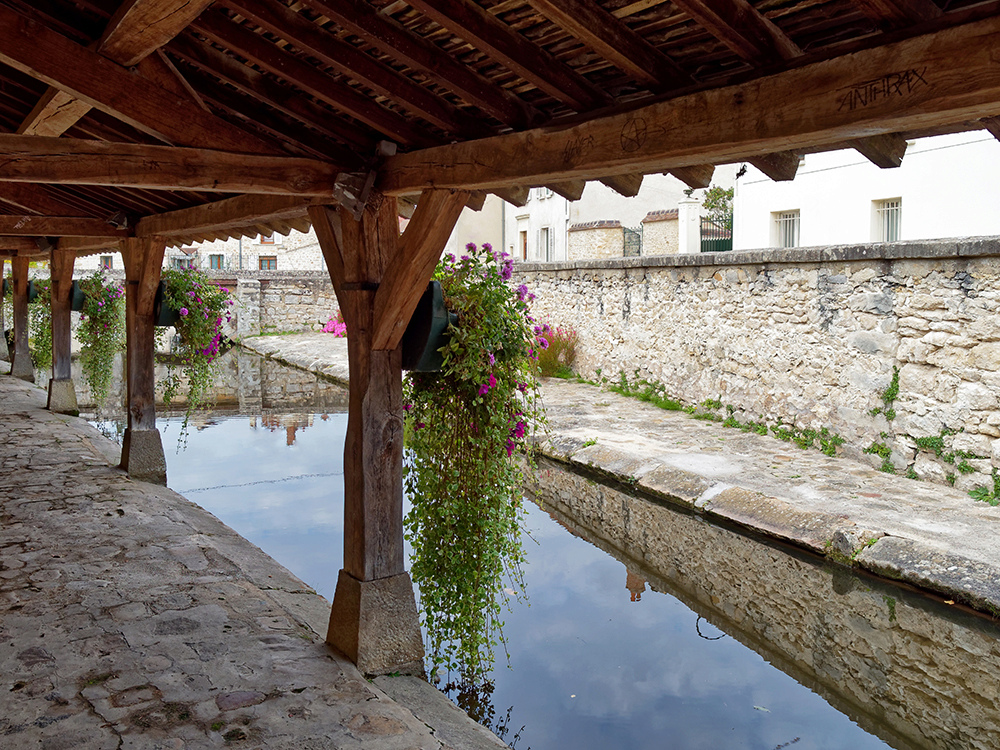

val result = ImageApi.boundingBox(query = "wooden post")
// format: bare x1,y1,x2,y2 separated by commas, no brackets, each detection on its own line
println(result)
120,237,167,484
47,250,78,414
10,256,34,381
0,258,8,363
308,189,468,676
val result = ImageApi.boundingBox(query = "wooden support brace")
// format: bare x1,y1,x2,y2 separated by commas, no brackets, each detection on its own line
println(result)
47,250,78,415
120,237,167,484
9,256,33,382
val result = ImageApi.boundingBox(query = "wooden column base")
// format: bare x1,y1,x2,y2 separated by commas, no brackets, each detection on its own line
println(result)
46,378,79,416
326,569,424,677
120,428,167,485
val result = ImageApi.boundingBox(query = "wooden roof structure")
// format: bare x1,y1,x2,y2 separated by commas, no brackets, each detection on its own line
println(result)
0,0,997,255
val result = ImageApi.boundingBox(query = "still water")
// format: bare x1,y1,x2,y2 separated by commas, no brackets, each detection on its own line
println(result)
89,351,1000,750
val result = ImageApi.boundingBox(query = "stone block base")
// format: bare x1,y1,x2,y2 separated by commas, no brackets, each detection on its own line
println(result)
47,378,79,416
327,569,424,677
10,352,33,382
120,428,167,485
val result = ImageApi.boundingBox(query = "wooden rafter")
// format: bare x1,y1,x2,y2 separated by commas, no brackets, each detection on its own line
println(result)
0,134,339,195
296,0,539,128
748,152,800,182
0,183,92,217
136,194,319,237
0,216,129,237
403,0,610,111
852,0,942,30
0,3,275,154
853,133,908,168
191,9,430,146
668,0,802,64
526,0,690,90
980,116,1000,141
546,180,587,201
380,16,1000,193
668,165,716,189
221,0,482,137
600,174,644,197
19,0,215,137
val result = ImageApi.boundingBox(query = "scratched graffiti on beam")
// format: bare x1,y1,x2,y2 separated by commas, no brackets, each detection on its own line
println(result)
562,135,595,163
837,68,929,111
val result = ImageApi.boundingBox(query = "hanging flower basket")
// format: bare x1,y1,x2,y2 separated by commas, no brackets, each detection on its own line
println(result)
153,280,181,327
401,280,456,372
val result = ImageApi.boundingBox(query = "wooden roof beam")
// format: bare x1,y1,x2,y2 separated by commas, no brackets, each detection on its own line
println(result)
136,194,321,238
852,0,942,30
668,0,801,64
526,0,690,90
380,17,1000,193
0,216,130,237
600,174,644,197
403,0,610,111
19,0,215,137
853,133,908,168
0,4,275,154
192,10,430,147
668,165,715,189
0,135,339,195
297,0,539,129
221,0,483,137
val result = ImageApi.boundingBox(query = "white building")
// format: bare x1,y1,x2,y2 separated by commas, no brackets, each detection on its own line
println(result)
733,132,1000,250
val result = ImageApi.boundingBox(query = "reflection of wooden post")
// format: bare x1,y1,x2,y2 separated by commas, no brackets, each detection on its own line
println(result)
120,237,167,484
309,189,467,676
10,256,33,381
47,250,78,414
0,258,8,363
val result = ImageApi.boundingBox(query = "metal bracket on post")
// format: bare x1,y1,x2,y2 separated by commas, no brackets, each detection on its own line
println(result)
333,141,398,221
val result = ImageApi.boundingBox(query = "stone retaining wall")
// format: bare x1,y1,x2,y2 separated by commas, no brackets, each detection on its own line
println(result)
217,271,339,337
515,238,1000,490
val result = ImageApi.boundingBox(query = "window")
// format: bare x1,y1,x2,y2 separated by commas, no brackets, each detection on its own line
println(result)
773,210,800,248
99,256,113,270
539,227,553,261
873,198,901,242
259,233,275,244
171,257,195,270
519,230,528,261
259,256,277,270
209,254,224,270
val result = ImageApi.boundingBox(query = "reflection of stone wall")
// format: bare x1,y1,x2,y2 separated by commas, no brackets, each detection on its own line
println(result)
528,460,1000,750
515,239,1000,488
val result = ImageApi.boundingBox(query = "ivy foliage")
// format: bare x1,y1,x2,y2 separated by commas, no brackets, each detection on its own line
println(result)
28,280,52,370
404,243,545,684
77,271,125,407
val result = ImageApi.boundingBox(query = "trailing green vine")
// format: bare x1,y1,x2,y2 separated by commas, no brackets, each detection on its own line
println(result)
404,243,544,684
869,365,899,420
28,280,52,370
77,271,125,407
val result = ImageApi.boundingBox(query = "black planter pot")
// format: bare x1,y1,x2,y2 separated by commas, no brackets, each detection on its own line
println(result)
401,280,456,372
26,280,38,303
1,277,8,297
154,281,181,327
70,280,86,312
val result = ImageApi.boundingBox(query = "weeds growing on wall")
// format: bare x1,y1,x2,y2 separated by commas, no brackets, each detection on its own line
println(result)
404,243,545,684
535,322,577,378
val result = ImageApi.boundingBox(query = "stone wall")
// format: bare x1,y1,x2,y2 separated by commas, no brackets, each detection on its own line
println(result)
567,221,623,260
530,461,1000,750
218,271,339,337
515,238,1000,490
640,209,679,255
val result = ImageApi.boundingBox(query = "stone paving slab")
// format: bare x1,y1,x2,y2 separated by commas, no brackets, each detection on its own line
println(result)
243,333,1000,616
0,370,506,749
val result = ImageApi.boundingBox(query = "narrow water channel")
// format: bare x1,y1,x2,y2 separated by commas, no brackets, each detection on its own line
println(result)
89,350,1000,750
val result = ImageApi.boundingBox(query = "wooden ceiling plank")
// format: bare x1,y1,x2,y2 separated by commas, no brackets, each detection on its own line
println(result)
0,183,94,217
166,36,375,153
526,0,690,90
137,194,319,237
0,4,277,153
137,51,211,112
546,180,586,201
403,0,610,111
0,134,338,195
297,0,539,128
853,133,908,168
381,16,1000,193
222,0,482,136
192,10,429,146
600,173,644,197
668,165,715,189
852,0,942,30
668,0,801,64
0,215,129,237
748,152,800,181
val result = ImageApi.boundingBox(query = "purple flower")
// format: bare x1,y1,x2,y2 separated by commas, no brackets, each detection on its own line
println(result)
512,421,526,439
488,373,497,389
478,383,489,395
403,404,413,411
505,440,515,457
188,291,196,297
465,242,477,252
488,352,495,366
179,307,189,316
537,336,549,350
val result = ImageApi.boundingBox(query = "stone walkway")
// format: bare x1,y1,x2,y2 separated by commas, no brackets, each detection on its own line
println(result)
0,362,506,749
244,333,1000,617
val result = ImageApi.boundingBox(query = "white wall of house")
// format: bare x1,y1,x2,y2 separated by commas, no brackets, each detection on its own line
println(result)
733,132,1000,250
444,194,505,257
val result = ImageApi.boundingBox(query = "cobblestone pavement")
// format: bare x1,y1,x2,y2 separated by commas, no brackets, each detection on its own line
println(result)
0,364,505,749
245,333,1000,617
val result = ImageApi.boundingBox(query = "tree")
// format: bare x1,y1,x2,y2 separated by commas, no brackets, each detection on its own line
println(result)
702,184,733,220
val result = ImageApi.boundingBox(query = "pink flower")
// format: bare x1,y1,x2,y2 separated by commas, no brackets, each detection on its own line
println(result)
179,307,189,316
478,383,489,395
505,440,515,457
488,373,497,389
